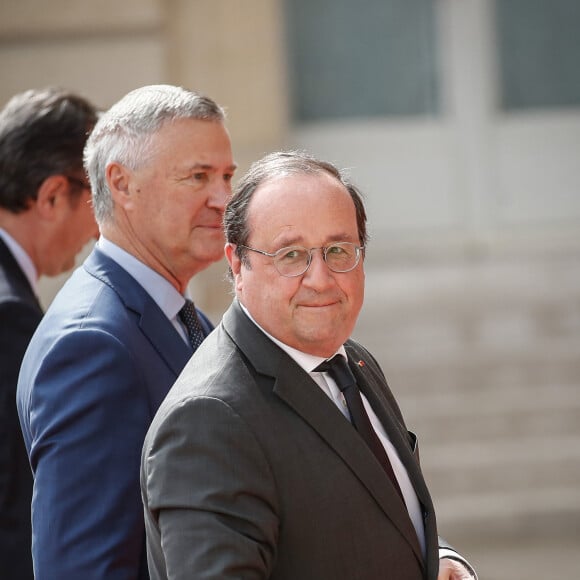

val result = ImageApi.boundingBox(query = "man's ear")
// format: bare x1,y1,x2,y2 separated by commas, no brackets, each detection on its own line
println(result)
106,162,133,210
35,175,69,219
225,243,241,274
225,243,244,292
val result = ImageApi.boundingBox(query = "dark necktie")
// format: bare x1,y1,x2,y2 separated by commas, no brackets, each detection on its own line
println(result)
178,299,205,351
315,355,404,502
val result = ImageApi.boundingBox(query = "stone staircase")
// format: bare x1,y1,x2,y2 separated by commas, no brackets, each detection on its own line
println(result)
354,243,580,578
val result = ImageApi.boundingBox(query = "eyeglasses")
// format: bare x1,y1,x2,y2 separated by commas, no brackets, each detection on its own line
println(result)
239,242,364,277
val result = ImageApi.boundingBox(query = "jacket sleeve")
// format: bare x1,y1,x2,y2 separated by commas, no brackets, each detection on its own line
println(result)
25,328,150,579
142,395,279,580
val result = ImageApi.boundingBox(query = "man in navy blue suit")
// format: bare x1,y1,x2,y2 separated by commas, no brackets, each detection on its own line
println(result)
0,87,99,580
17,84,236,579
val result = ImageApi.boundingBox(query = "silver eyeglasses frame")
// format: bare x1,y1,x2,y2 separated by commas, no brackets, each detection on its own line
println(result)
238,242,365,278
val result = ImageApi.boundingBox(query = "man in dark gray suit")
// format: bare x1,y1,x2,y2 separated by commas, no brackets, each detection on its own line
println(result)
141,151,477,579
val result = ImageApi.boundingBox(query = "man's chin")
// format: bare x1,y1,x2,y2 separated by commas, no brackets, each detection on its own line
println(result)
298,336,345,358
192,248,226,267
295,323,349,356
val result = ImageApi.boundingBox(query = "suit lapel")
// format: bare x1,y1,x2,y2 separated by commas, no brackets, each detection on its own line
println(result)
223,301,425,568
350,358,430,500
139,300,193,374
84,248,192,376
275,368,423,562
349,346,439,577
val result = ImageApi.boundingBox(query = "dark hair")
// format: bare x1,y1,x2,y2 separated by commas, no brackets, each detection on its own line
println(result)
0,87,98,213
224,150,368,266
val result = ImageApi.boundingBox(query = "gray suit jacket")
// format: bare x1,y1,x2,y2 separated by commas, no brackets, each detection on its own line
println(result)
142,299,441,579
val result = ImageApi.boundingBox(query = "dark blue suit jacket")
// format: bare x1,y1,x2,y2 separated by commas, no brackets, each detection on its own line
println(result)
0,237,42,580
17,246,212,579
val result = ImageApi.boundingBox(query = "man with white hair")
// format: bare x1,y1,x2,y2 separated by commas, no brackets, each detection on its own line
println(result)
17,85,236,579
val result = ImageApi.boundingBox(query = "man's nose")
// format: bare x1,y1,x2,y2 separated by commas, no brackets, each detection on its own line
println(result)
208,179,231,211
302,249,335,287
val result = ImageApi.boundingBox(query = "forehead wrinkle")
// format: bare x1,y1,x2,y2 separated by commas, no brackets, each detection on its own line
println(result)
172,162,231,179
183,160,236,172
270,230,358,250
270,226,302,248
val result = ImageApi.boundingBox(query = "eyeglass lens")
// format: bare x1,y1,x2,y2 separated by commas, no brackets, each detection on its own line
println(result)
275,243,360,277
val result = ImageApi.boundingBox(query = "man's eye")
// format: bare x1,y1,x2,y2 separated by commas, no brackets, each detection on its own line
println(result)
327,245,346,255
279,248,303,261
224,174,234,182
193,173,208,181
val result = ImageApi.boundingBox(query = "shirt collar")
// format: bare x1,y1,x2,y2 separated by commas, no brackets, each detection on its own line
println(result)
238,301,346,373
0,228,38,292
97,236,187,319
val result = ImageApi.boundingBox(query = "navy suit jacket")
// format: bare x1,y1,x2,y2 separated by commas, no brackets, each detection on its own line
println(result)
17,246,212,579
0,237,42,580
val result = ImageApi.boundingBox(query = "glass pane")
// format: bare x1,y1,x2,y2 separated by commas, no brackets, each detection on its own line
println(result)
284,0,439,121
496,0,580,110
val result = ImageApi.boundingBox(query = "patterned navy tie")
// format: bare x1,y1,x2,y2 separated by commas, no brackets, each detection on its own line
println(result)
316,355,404,502
178,299,205,351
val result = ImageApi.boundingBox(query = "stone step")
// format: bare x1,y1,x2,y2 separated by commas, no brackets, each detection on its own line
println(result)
420,435,580,495
396,381,580,442
361,256,580,308
357,330,580,375
399,381,580,416
383,354,580,394
404,405,580,445
457,535,580,580
434,485,580,542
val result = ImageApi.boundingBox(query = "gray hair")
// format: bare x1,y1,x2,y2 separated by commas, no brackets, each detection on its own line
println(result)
224,150,368,268
84,84,225,224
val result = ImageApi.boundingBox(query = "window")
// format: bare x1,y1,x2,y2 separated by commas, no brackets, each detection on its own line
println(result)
496,0,580,110
284,0,439,121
